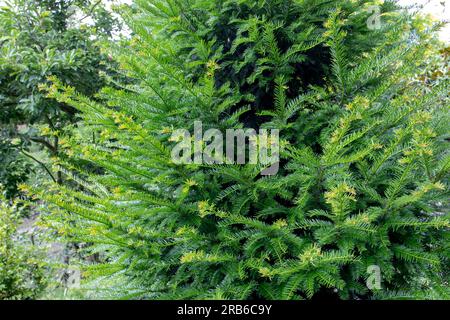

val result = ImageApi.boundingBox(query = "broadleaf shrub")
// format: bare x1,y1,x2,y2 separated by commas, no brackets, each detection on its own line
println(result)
35,0,449,299
0,197,47,299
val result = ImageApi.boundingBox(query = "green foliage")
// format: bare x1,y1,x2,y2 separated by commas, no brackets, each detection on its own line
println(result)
0,196,47,299
0,0,119,196
0,137,32,199
36,0,449,299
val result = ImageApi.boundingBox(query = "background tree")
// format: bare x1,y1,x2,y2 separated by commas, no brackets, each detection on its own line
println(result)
0,0,122,300
0,0,120,195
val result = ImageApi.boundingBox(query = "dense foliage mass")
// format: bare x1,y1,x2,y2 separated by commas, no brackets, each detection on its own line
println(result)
30,0,449,299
